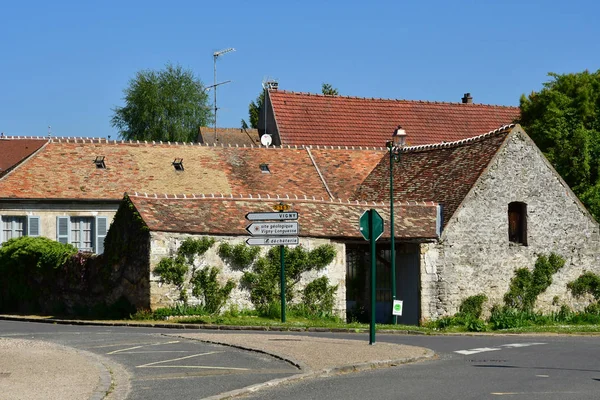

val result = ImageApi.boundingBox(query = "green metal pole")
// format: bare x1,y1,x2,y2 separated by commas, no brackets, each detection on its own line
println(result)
369,209,377,345
280,244,286,323
390,147,397,325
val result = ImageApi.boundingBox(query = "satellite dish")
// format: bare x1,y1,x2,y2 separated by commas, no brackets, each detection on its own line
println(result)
260,134,272,147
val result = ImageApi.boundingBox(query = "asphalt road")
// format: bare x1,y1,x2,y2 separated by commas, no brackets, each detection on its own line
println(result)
0,320,298,399
240,332,600,400
2,320,600,400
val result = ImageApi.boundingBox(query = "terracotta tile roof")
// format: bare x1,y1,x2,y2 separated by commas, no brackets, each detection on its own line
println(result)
353,125,515,227
198,127,260,146
0,138,383,201
0,138,47,176
269,90,520,147
129,195,439,239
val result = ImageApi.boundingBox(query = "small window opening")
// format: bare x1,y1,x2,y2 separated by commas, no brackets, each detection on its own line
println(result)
93,156,105,169
172,158,184,171
508,202,527,245
260,163,270,174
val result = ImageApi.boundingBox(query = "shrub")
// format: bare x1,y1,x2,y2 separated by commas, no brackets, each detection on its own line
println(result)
301,276,338,317
190,266,235,314
504,253,565,311
218,242,260,268
459,294,488,319
568,271,600,302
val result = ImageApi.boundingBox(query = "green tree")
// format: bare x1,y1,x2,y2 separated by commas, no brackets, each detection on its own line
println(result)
111,63,212,142
321,83,339,96
247,91,264,129
519,70,600,220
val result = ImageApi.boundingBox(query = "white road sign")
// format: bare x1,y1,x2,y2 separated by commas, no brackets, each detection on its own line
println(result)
245,211,298,221
246,222,299,236
246,237,299,246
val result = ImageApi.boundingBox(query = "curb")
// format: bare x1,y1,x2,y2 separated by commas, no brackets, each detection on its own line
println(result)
200,350,436,400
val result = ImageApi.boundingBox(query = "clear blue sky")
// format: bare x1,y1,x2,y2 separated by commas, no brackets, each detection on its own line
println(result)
1,0,599,139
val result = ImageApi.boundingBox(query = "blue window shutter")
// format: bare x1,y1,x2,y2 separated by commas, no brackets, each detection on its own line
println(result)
27,216,40,237
56,217,69,244
96,216,108,254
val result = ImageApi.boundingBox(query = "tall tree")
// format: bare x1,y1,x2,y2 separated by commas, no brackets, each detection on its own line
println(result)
519,69,600,220
321,83,339,96
247,91,264,129
111,63,212,142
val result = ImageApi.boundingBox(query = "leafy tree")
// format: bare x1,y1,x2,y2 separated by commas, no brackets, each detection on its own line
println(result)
519,70,600,220
247,91,264,129
111,63,212,142
321,83,339,96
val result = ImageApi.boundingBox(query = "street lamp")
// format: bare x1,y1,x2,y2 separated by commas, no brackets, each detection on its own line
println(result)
386,125,406,324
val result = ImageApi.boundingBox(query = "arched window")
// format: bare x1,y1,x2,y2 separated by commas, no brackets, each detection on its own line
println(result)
508,202,527,245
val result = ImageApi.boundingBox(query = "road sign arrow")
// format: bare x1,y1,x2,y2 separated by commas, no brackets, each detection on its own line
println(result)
246,237,299,246
245,211,299,221
246,222,299,236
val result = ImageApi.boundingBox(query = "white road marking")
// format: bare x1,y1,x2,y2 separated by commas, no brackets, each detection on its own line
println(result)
536,375,549,378
139,365,250,370
501,343,546,348
136,351,224,368
455,342,546,355
455,347,502,355
106,340,181,354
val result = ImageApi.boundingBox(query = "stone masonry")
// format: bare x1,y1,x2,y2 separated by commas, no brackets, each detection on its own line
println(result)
421,127,600,320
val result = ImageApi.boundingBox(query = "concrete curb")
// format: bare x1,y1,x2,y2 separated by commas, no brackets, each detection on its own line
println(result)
199,350,436,400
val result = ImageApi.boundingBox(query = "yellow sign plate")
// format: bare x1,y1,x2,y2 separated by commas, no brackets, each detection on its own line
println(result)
273,204,291,211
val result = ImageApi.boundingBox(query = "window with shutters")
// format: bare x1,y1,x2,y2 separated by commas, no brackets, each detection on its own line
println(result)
56,216,108,254
0,216,40,244
508,202,527,245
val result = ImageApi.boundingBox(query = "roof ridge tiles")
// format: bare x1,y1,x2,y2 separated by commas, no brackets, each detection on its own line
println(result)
399,123,515,153
271,90,520,109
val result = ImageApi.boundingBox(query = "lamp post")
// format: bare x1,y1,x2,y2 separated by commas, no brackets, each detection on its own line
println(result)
386,126,406,324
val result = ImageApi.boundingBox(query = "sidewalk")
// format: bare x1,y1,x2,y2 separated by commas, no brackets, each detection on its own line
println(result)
0,316,434,399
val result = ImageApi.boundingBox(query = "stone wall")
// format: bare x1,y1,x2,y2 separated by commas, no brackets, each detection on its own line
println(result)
421,128,600,320
149,232,347,316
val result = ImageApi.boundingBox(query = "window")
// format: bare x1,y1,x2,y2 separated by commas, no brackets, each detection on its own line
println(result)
508,202,527,245
56,216,108,254
1,216,40,244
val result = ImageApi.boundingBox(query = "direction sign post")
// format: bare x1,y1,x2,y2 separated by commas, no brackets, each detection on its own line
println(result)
245,205,299,323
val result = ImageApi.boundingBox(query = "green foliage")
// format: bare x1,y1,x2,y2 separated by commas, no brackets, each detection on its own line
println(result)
567,271,600,301
321,83,339,96
154,257,188,288
0,237,78,311
111,63,212,142
519,69,600,220
503,253,565,311
248,91,264,129
178,237,215,264
218,242,260,268
190,266,235,314
301,276,338,316
459,294,488,319
242,244,336,314
489,307,534,330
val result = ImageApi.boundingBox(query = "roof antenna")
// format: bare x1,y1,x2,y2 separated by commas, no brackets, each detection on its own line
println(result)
48,126,52,138
211,47,235,142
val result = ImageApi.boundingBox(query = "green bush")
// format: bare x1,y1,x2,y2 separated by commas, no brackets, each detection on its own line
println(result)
568,271,600,301
504,253,565,311
301,276,338,317
0,237,78,312
190,266,235,314
218,242,260,268
459,294,488,319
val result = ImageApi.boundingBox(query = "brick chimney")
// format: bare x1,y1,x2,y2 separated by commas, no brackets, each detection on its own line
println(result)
461,93,473,104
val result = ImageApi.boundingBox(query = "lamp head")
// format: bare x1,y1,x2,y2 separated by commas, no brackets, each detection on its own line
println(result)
392,125,407,147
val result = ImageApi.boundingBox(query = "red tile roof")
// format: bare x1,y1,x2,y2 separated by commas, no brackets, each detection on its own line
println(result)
129,195,439,239
0,138,383,201
269,90,520,147
198,127,260,146
0,138,47,176
353,125,515,226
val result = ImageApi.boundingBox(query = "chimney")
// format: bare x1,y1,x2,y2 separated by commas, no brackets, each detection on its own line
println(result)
461,93,473,104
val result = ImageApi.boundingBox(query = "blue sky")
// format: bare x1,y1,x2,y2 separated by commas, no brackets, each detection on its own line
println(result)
1,0,599,139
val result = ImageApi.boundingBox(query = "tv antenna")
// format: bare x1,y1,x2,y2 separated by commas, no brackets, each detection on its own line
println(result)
212,47,235,141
